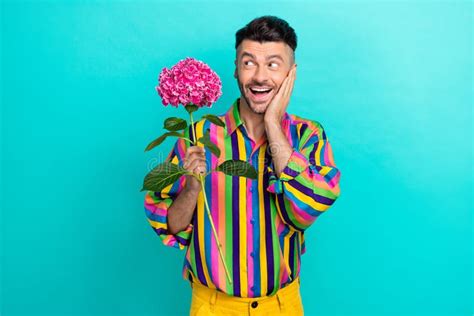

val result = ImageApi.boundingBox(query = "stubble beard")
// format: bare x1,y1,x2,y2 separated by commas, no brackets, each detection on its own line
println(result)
236,78,268,115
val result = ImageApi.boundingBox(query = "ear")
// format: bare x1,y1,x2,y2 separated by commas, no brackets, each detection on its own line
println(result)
233,59,238,79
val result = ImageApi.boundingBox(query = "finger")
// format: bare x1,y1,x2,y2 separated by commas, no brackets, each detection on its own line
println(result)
186,158,207,172
281,73,293,99
184,147,205,162
278,71,295,108
274,75,289,101
286,81,295,102
288,77,295,96
286,69,296,96
193,164,206,175
280,67,295,94
186,147,205,160
184,156,202,170
187,146,205,155
196,159,208,175
188,152,206,163
281,71,291,90
192,165,206,176
285,66,297,95
185,157,199,171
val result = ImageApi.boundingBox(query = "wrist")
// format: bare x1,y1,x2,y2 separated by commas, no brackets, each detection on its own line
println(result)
183,183,201,196
264,119,283,134
264,116,278,125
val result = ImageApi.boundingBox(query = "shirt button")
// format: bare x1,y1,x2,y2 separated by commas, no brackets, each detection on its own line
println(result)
250,218,255,225
250,251,255,258
251,301,258,308
249,187,253,193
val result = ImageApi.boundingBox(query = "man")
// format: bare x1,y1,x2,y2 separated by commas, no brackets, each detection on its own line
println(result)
144,15,341,316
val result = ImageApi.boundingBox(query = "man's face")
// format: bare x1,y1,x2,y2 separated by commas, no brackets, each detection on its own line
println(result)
234,39,294,115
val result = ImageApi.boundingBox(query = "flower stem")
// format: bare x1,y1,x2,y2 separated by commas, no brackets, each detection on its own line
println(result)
198,173,233,284
189,112,197,145
189,111,233,285
181,137,194,144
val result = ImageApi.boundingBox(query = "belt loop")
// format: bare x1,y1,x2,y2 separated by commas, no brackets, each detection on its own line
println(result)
276,292,286,314
209,290,217,312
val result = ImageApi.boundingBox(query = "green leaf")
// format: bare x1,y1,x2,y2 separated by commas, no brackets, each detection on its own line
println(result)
141,162,189,192
185,103,199,114
164,117,187,131
216,160,258,179
198,129,220,158
144,131,183,152
202,114,226,127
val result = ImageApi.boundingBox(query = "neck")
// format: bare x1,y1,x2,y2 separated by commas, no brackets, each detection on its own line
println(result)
238,97,266,143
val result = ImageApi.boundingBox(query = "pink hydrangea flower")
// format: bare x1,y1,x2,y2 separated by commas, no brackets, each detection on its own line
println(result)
156,57,223,108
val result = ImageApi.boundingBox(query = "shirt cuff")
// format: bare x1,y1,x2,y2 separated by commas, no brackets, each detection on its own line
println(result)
157,220,194,249
146,192,194,250
266,150,310,194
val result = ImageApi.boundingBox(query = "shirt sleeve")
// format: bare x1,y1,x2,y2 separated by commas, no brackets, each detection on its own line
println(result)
266,121,341,232
143,135,194,250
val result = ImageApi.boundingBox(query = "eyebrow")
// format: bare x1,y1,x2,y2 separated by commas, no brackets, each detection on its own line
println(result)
240,51,284,62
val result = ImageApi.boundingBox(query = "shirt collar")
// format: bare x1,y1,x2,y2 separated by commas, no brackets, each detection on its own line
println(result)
223,97,291,136
223,98,243,136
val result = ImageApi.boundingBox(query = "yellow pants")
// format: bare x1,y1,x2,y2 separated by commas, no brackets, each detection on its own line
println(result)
189,277,304,315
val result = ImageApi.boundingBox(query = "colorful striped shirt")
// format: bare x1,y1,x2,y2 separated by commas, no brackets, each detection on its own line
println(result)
144,97,341,298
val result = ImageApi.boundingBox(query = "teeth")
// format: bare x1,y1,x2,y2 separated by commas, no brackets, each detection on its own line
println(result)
250,87,271,92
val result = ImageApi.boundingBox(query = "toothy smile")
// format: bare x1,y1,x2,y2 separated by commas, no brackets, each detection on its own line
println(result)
248,86,273,102
249,87,273,93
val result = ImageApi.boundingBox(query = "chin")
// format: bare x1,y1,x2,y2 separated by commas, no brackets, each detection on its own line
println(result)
247,100,268,115
250,105,267,114
243,94,268,113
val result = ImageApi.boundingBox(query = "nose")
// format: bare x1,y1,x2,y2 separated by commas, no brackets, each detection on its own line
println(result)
252,65,269,84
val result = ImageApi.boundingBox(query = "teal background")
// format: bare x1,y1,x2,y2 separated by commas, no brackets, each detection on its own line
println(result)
1,0,472,315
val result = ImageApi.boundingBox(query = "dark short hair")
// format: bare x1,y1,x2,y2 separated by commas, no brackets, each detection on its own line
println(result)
235,16,297,52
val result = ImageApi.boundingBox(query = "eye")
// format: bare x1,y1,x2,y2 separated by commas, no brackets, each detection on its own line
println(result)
244,60,255,66
269,62,279,68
